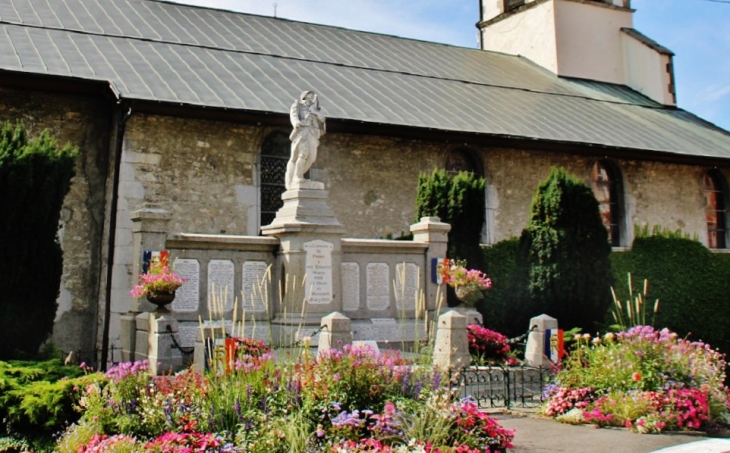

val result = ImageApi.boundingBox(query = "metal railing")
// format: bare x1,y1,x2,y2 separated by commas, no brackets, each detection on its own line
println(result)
451,365,553,409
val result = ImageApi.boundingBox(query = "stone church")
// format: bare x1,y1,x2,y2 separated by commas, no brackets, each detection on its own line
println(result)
0,0,728,357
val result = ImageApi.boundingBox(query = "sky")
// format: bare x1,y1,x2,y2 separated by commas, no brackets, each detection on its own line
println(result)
168,0,730,132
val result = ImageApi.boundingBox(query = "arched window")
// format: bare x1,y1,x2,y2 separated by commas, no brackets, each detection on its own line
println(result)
260,131,289,227
445,147,482,177
590,160,622,246
704,170,727,249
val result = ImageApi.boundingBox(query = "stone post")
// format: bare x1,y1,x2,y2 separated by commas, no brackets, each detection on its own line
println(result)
432,310,470,370
524,314,558,368
121,207,171,362
135,312,183,375
317,312,352,355
130,207,172,312
410,216,451,312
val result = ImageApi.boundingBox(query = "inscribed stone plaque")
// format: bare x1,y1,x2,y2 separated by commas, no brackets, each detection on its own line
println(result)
354,318,398,342
304,240,333,304
207,260,235,313
341,262,360,311
366,263,390,311
395,263,419,311
177,324,199,348
172,258,200,312
241,261,269,312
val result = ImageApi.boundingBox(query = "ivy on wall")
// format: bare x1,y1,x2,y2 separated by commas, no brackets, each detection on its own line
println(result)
0,122,78,359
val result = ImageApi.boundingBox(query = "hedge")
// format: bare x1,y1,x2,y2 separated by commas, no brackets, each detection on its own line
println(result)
479,235,730,358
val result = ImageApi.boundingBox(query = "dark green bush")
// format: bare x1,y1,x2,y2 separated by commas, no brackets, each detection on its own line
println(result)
610,233,730,357
513,167,613,333
0,122,77,359
415,169,485,267
479,238,520,336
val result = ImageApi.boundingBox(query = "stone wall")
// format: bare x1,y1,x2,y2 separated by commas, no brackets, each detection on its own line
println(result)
0,87,112,353
2,86,728,355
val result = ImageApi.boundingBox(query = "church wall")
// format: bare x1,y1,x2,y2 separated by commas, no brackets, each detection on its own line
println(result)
0,87,112,355
0,90,724,356
118,111,724,250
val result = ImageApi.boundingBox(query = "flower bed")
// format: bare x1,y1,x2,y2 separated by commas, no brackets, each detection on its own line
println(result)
543,326,730,433
57,343,514,452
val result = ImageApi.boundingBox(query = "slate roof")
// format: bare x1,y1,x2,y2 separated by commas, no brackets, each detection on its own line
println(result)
1,0,729,160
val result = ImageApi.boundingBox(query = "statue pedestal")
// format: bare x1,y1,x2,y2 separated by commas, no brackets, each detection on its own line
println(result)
261,188,346,344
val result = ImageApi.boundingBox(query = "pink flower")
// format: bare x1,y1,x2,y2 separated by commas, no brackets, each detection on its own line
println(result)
632,372,642,382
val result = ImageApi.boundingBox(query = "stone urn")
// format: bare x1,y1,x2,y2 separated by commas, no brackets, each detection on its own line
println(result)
146,291,176,313
454,285,484,306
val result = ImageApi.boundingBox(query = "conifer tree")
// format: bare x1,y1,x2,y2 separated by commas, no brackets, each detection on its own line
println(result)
0,122,77,359
415,169,486,266
512,167,612,332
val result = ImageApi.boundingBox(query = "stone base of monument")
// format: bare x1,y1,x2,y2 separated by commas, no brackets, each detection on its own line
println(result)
134,312,183,375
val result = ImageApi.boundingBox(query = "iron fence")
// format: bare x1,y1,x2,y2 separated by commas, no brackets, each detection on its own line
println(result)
451,365,553,410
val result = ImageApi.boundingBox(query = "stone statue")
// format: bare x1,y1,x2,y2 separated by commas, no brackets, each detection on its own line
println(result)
285,90,326,190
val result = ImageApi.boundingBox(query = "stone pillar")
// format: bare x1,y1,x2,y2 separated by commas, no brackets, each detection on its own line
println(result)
130,207,172,313
410,217,451,312
261,188,346,346
450,306,484,326
433,310,470,370
317,312,352,355
135,312,183,375
524,314,558,368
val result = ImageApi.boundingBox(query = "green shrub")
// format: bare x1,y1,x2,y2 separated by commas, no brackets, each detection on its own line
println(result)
480,238,520,336
610,233,730,358
513,167,613,333
0,359,93,441
0,122,78,359
415,169,485,267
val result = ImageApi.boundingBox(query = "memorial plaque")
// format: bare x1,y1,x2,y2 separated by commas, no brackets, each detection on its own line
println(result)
395,263,419,311
341,262,360,311
366,263,390,311
242,261,269,312
172,258,200,312
207,260,235,313
177,324,199,347
354,318,398,342
199,320,233,341
304,240,333,304
240,324,272,342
